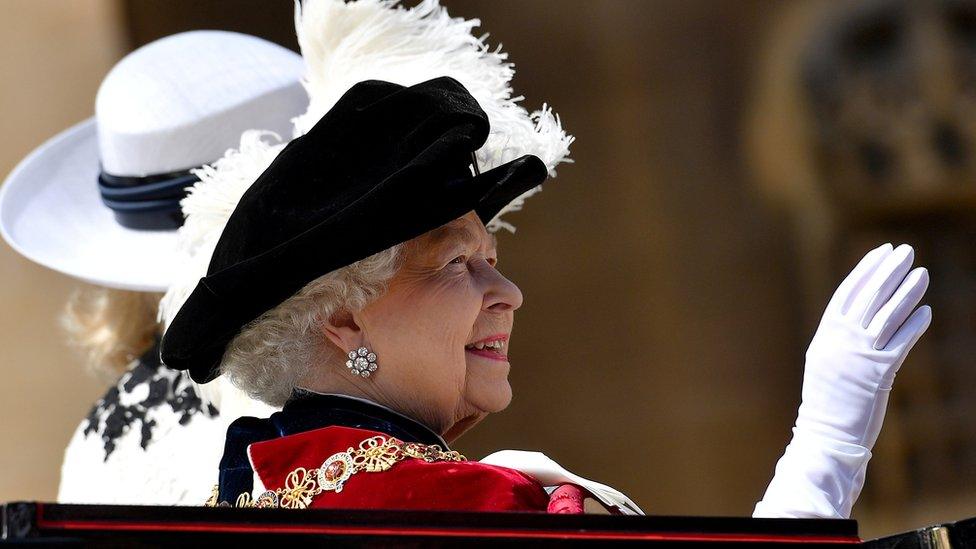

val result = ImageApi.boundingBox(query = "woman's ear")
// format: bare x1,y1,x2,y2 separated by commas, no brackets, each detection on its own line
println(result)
320,309,363,353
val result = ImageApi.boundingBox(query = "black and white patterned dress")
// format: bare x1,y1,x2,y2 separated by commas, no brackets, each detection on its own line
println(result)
58,342,275,505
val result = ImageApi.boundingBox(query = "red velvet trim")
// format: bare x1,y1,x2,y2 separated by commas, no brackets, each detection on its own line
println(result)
248,426,549,512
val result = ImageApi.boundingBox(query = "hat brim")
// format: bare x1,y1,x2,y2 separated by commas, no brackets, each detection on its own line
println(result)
0,118,180,292
475,155,547,225
165,153,548,382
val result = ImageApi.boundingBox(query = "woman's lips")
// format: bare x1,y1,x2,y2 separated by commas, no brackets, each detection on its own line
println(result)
465,347,508,361
464,334,509,361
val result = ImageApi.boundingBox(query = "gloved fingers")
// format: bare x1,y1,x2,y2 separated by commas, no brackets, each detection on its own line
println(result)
881,303,931,363
870,267,929,350
827,243,893,313
878,305,931,390
845,244,914,323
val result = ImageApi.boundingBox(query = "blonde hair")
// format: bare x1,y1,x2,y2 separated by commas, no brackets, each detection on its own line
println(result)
219,244,404,407
61,287,163,379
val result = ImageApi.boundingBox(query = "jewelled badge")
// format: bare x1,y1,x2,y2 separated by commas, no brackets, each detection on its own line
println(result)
317,451,356,493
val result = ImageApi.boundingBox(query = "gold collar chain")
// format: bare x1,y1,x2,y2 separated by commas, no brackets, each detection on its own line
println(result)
205,435,465,509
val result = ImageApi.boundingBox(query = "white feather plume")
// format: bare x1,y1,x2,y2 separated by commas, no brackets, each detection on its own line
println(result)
159,0,573,403
294,0,574,231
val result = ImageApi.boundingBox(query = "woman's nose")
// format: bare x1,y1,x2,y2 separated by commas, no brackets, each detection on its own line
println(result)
484,268,523,312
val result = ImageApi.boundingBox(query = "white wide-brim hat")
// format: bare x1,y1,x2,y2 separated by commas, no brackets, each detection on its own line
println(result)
1,119,175,291
0,30,308,292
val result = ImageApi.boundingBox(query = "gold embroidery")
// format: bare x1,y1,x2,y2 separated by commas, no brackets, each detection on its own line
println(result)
204,484,219,507
354,436,400,472
234,492,252,508
204,435,465,509
279,468,318,509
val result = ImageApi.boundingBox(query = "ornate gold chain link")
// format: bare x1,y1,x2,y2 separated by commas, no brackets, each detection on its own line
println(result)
205,435,465,509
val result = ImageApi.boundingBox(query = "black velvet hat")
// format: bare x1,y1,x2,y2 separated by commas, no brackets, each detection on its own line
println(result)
161,77,548,382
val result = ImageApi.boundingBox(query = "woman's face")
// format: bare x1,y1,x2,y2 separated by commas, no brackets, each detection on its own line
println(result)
347,211,523,439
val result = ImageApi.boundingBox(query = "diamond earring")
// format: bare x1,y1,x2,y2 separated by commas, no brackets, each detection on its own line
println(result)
346,346,378,378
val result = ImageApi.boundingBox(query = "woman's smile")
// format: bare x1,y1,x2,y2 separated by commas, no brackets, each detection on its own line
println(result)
464,334,509,361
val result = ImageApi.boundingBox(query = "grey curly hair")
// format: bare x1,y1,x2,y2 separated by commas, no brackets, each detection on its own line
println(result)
219,244,404,406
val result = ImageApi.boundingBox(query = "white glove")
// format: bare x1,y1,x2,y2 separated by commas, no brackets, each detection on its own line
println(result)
480,450,645,515
754,243,932,519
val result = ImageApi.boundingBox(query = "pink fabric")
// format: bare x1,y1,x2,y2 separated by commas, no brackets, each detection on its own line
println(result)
547,484,586,514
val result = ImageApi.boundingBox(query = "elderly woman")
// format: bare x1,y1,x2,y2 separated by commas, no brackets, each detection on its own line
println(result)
161,76,931,516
